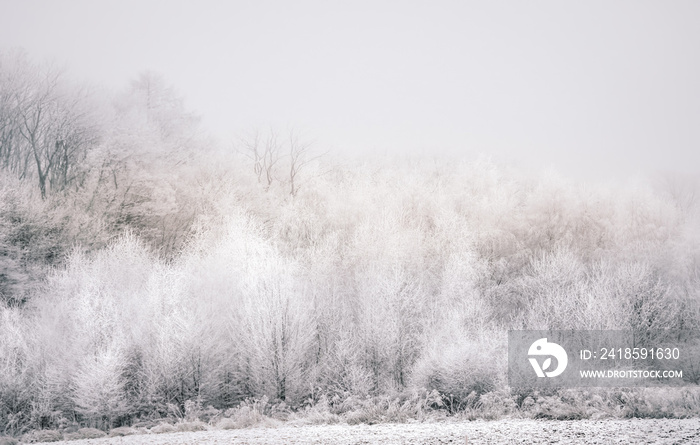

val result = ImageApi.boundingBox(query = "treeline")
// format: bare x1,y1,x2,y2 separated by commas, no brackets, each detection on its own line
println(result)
0,48,222,307
1,50,700,433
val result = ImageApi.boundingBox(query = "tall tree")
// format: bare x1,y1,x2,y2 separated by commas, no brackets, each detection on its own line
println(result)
0,51,97,198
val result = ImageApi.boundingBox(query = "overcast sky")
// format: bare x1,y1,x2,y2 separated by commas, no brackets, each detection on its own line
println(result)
1,0,698,180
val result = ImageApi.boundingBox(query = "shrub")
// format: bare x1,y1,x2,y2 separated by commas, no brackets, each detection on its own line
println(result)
131,420,159,429
412,329,504,414
63,428,106,440
289,396,341,425
150,423,175,434
532,395,589,421
463,389,517,420
218,397,272,429
174,420,208,432
20,429,62,443
182,399,221,423
108,426,138,437
611,388,700,419
78,427,107,439
341,393,436,425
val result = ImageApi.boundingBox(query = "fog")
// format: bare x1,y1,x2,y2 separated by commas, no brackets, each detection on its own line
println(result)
2,3,700,441
1,0,698,180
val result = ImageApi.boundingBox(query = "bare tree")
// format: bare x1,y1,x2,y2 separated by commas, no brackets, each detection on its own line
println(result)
0,52,97,198
238,128,282,189
239,130,263,182
287,131,324,197
653,171,699,217
0,50,34,179
263,131,282,188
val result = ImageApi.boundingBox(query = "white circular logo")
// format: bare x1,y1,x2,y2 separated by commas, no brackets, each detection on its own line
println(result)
528,338,568,378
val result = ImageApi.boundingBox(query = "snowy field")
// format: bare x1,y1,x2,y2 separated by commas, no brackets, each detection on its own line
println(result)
30,419,700,445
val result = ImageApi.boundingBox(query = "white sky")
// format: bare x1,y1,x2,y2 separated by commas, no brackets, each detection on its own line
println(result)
1,0,699,180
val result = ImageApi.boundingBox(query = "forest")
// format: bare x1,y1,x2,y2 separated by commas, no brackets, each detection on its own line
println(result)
1,49,699,436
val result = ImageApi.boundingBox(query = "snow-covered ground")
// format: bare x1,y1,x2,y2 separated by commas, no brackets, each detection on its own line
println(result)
31,419,700,445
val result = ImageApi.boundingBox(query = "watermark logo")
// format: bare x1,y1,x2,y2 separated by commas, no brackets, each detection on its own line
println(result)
510,330,696,387
528,338,568,377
